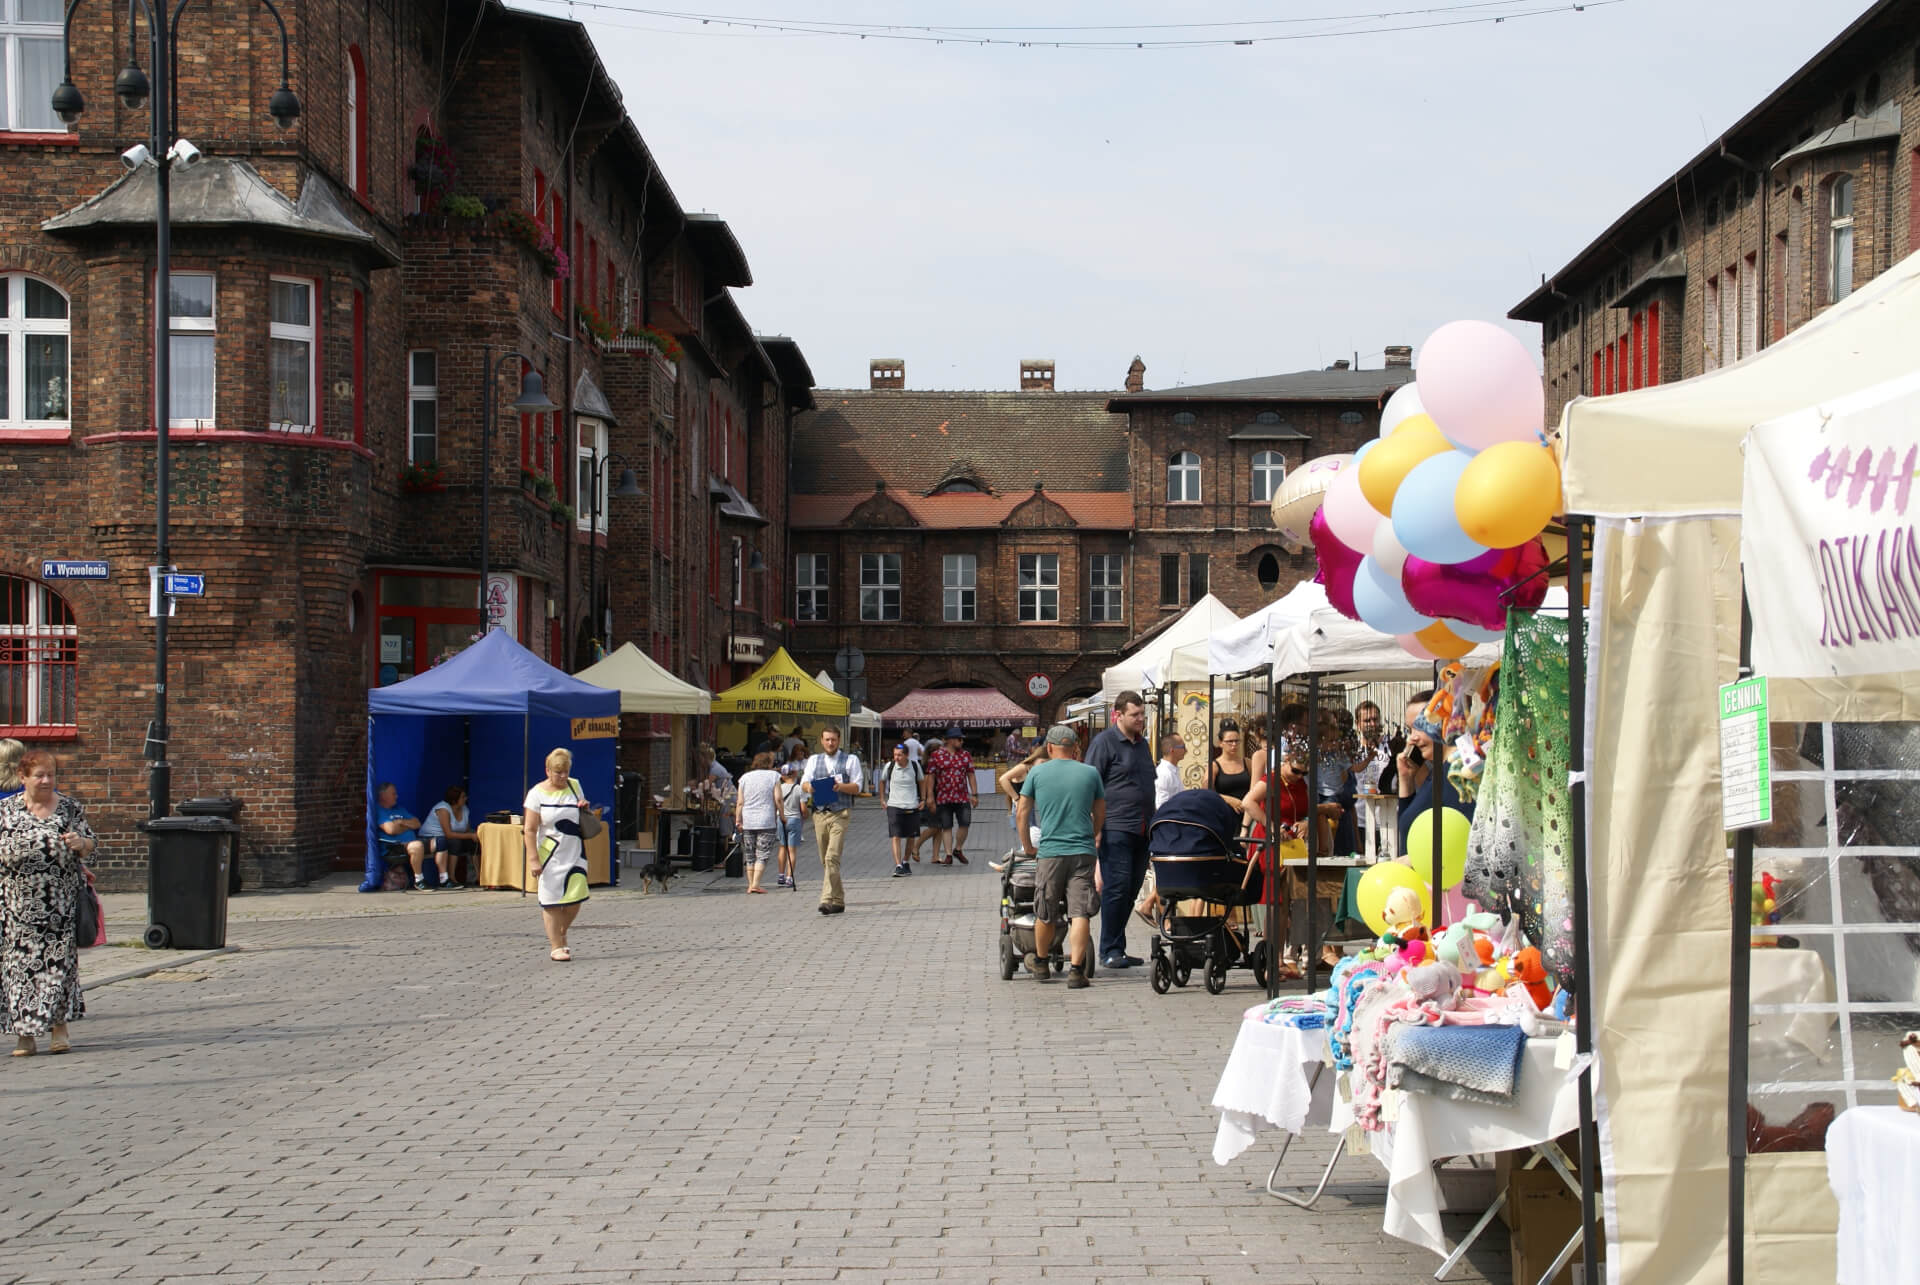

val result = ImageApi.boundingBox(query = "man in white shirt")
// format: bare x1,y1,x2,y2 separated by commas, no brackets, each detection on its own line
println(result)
903,732,925,766
1154,732,1188,811
801,726,863,915
876,742,931,878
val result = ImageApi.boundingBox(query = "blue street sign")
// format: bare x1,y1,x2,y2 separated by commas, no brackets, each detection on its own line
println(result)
164,573,205,597
41,560,110,581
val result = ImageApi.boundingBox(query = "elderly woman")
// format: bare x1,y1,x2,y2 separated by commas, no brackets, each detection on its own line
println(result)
524,748,594,962
2,750,96,1056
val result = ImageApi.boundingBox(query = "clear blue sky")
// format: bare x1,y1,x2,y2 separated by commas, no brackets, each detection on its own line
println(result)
518,0,1875,390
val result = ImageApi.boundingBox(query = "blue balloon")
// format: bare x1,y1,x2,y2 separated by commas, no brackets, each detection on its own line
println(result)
1446,619,1505,644
1392,451,1488,566
1353,439,1377,469
1352,555,1433,636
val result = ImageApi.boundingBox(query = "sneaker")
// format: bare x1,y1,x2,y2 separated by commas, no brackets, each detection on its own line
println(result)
891,864,906,877
1025,951,1049,982
438,872,452,887
1067,963,1091,989
1099,953,1128,970
826,904,845,914
1123,954,1144,967
413,874,426,890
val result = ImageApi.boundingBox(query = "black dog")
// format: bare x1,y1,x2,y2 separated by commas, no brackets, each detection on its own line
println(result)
636,860,673,895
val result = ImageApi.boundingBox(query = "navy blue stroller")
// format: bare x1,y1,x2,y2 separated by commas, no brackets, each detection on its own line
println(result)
1145,790,1269,995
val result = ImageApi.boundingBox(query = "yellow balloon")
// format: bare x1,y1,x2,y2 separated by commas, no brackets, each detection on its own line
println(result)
1415,620,1478,660
1357,414,1452,514
1404,806,1472,890
1453,441,1561,550
1356,861,1432,936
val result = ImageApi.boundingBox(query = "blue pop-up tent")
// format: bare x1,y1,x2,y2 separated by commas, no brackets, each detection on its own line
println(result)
363,630,620,891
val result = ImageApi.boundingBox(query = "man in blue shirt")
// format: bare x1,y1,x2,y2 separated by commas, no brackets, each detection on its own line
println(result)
1084,690,1155,968
1018,725,1105,989
374,782,430,889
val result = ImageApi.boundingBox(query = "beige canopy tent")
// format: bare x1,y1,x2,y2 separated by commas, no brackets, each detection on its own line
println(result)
1563,246,1920,1285
574,641,713,804
1100,593,1242,696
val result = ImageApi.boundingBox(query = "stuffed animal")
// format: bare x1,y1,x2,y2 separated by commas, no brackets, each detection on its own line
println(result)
1750,873,1782,948
1435,913,1501,971
1401,959,1462,1007
1499,945,1553,1010
1897,1032,1919,1114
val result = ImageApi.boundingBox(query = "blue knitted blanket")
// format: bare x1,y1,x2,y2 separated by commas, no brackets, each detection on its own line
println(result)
1385,1023,1527,1106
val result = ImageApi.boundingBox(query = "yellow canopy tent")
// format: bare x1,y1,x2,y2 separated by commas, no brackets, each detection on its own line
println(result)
710,647,850,719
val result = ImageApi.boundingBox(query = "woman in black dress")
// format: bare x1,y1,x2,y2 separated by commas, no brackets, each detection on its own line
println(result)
2,750,96,1057
1209,722,1254,820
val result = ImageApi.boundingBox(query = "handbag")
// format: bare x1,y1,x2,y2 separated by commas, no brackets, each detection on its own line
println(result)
566,778,602,840
77,884,106,949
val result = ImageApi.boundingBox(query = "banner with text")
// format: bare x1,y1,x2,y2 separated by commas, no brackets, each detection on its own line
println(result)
1744,371,1920,679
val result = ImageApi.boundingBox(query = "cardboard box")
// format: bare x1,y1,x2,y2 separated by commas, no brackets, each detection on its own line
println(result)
1509,1165,1603,1285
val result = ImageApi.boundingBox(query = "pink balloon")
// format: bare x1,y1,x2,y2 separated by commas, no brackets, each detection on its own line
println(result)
1401,540,1550,632
1396,632,1439,661
1456,545,1506,573
1416,321,1546,452
1310,508,1364,621
1322,463,1386,551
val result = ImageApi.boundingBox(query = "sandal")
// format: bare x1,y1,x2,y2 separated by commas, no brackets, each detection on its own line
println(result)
12,1036,34,1058
549,947,572,962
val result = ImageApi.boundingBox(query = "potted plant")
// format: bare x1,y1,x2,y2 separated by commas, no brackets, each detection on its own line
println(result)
401,459,448,493
575,302,616,345
549,500,576,526
495,208,570,280
619,322,684,363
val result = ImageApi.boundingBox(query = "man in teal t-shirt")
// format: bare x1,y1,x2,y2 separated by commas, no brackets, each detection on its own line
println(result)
1017,724,1106,988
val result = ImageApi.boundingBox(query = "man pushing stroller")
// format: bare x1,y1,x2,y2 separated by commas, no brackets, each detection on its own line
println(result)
1015,724,1105,990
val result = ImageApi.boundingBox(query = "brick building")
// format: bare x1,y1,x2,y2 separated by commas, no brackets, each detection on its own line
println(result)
1106,350,1415,626
1509,0,1920,422
0,0,810,886
787,359,1130,724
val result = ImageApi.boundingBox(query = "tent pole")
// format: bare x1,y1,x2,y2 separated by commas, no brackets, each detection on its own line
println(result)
1207,673,1216,773
1727,568,1757,1285
1566,515,1602,1284
1266,660,1279,1000
1305,673,1321,995
1430,661,1442,933
522,713,530,899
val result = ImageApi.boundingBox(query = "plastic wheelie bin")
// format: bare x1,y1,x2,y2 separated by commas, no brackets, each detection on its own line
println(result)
177,796,245,894
139,815,237,949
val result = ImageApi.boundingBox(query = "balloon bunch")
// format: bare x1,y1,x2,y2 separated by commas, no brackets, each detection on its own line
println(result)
1310,321,1560,659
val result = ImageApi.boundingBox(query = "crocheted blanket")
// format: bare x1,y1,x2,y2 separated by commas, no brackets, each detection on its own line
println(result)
1385,1022,1527,1106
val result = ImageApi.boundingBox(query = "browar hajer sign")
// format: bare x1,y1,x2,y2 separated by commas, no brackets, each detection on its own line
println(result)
1743,370,1920,680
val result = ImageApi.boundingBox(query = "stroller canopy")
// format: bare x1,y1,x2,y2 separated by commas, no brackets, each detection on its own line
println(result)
1149,789,1241,856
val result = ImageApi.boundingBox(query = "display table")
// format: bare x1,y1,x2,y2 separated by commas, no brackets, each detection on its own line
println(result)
477,820,609,889
1212,1012,1336,1164
1281,856,1365,943
1827,1105,1920,1285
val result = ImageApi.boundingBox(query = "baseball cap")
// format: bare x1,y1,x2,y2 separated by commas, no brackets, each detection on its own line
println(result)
1045,724,1078,747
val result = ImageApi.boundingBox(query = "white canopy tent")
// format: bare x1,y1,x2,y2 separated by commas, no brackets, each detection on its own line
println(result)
1102,593,1241,695
1162,580,1331,682
1560,246,1920,1285
1267,595,1571,686
575,642,712,715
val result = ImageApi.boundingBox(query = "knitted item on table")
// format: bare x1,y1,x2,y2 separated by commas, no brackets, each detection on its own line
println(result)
1385,1022,1527,1106
1463,612,1583,992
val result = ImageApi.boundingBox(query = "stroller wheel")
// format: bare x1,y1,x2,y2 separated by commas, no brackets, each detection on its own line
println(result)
1150,955,1172,994
1205,959,1229,995
1173,963,1191,988
999,931,1017,981
1252,948,1271,991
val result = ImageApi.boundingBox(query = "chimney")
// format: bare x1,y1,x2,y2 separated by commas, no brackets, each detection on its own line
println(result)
1329,359,1351,371
1384,344,1413,368
1125,356,1146,394
870,358,904,390
1020,359,1055,392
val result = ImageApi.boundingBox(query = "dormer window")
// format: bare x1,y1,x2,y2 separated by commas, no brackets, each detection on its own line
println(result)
932,478,982,494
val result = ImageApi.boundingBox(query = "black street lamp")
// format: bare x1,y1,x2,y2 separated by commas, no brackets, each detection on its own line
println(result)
479,348,559,632
584,449,642,652
55,0,299,820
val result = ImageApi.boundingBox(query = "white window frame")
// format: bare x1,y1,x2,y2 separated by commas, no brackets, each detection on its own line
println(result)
167,271,216,428
0,273,70,429
407,349,438,463
1251,450,1285,502
942,553,976,622
2,0,64,134
268,275,315,432
1829,176,1855,303
859,553,901,622
0,574,77,729
576,418,608,533
1167,451,1201,503
345,48,363,195
795,553,829,622
1089,554,1123,623
1018,553,1058,623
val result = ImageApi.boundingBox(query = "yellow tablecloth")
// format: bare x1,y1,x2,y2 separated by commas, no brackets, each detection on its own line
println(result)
477,820,609,890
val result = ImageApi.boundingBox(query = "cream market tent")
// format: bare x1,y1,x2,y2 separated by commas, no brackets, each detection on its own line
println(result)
575,642,711,715
1561,246,1920,1285
1101,593,1241,696
1164,580,1331,682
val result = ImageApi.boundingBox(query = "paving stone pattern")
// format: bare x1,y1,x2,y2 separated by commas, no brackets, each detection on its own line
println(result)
4,806,1510,1283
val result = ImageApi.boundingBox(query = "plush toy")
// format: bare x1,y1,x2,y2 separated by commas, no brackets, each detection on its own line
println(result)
1750,873,1782,948
1401,959,1462,1007
1499,945,1553,1010
1383,886,1427,936
1435,913,1501,971
1897,1031,1920,1114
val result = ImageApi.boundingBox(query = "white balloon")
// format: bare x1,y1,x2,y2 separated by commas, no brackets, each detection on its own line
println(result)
1379,382,1426,438
1372,521,1410,578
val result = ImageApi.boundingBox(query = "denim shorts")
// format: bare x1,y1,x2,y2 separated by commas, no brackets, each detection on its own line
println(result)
778,817,805,847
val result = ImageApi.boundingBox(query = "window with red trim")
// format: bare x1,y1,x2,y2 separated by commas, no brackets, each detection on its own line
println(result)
1630,313,1644,390
346,46,369,199
0,575,76,733
550,193,566,315
1646,302,1660,386
1616,336,1630,394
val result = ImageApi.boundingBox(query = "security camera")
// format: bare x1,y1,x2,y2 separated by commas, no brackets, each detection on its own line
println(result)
167,138,203,168
119,142,153,170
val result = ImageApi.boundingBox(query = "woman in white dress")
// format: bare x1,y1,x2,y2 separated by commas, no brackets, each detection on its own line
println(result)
523,747,593,961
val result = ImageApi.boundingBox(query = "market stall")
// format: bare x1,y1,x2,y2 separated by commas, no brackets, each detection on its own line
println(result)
709,647,849,732
574,642,712,853
365,629,619,892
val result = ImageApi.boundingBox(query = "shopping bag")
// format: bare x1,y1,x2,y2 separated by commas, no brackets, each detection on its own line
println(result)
76,885,106,949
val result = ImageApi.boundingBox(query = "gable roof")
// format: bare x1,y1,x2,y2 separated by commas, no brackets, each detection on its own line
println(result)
1107,365,1414,408
793,390,1127,495
788,490,1131,530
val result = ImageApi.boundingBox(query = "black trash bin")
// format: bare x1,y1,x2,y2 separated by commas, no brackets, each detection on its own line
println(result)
616,772,644,841
178,796,244,894
140,815,237,950
690,826,721,872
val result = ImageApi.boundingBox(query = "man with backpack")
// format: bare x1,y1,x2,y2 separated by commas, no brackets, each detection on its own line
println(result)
877,742,931,878
800,726,863,915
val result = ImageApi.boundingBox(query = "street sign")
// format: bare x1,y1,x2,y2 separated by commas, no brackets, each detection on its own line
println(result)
834,645,865,678
41,559,109,581
1026,673,1052,699
164,573,205,597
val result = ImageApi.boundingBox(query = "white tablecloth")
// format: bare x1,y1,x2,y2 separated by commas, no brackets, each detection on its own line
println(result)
1210,1014,1334,1164
1827,1105,1920,1285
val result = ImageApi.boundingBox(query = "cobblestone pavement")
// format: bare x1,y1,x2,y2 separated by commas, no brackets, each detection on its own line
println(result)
6,805,1510,1284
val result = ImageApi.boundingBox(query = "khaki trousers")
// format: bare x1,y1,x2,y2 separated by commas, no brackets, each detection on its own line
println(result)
812,808,849,908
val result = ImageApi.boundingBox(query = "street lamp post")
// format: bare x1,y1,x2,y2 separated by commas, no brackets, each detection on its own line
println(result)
584,449,643,651
54,0,300,820
478,347,558,633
